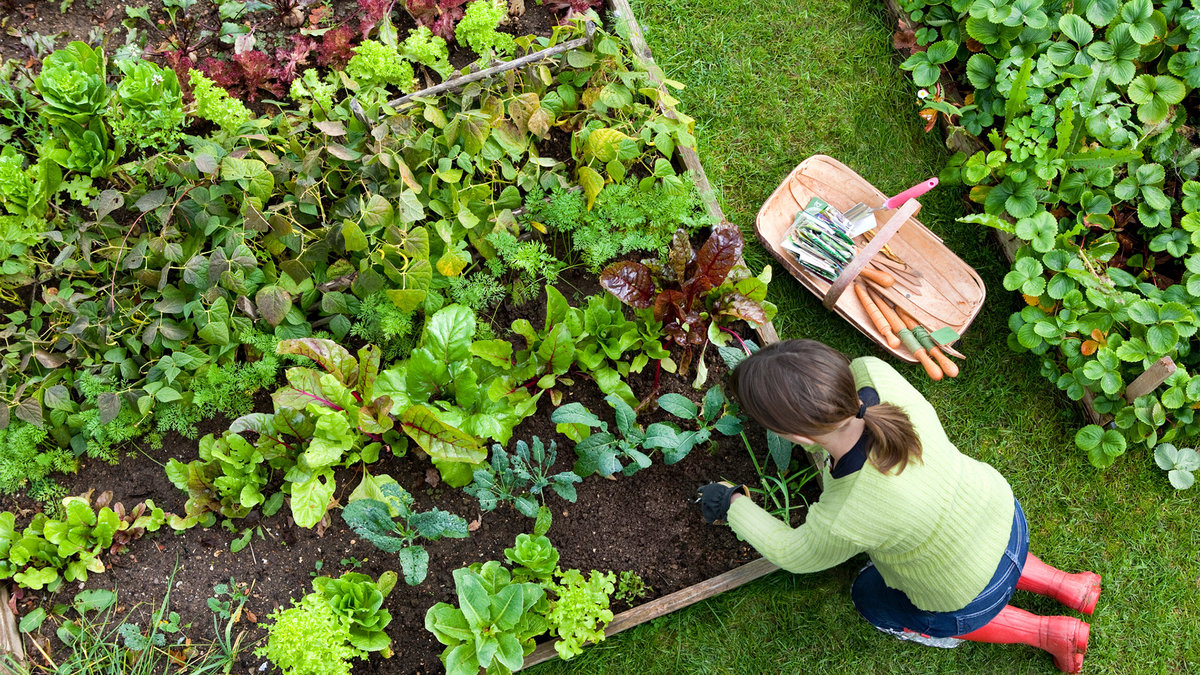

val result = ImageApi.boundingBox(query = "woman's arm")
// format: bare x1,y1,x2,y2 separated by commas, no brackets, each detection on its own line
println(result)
726,496,863,574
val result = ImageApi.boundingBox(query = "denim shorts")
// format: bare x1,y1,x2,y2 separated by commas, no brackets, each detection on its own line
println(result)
850,499,1029,638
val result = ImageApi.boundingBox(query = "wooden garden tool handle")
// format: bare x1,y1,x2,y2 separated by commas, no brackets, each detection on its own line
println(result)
858,266,895,288
897,308,960,378
869,288,942,381
823,200,919,309
854,282,899,349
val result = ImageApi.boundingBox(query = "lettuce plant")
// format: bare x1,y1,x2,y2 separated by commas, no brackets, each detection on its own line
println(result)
424,561,549,675
402,26,453,78
346,40,416,92
111,59,185,153
46,120,121,179
256,594,363,675
341,471,468,585
188,70,251,132
546,568,615,659
34,41,109,123
165,431,269,528
454,0,516,58
311,571,398,654
504,533,559,582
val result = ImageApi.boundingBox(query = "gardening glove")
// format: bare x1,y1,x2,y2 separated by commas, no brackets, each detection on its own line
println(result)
696,482,748,524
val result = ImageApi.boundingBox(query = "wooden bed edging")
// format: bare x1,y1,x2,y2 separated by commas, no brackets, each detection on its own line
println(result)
516,557,780,670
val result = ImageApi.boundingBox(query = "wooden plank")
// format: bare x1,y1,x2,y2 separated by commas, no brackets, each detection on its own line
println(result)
1124,356,1177,402
0,588,24,674
517,557,780,670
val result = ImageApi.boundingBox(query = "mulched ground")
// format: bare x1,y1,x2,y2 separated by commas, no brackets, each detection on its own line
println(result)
1,264,815,674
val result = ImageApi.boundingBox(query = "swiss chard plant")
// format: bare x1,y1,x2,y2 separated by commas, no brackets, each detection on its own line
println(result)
601,225,775,384
340,471,469,585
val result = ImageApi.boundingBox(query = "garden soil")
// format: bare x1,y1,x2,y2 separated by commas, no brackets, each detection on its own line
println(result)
1,266,816,674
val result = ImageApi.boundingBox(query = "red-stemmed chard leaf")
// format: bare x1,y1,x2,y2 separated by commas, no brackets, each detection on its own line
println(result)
601,261,657,309
692,223,743,293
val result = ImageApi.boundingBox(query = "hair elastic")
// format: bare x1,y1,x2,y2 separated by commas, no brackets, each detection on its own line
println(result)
856,402,867,419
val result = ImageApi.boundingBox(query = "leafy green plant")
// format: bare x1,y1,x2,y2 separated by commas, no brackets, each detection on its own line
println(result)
205,578,253,673
1154,443,1200,489
615,570,651,604
34,41,109,123
546,568,615,660
311,571,398,655
340,471,468,584
601,224,776,382
465,436,580,517
646,386,743,464
551,396,654,478
346,40,416,92
188,70,251,132
111,59,185,153
402,26,453,78
165,431,269,527
504,533,559,582
424,561,549,675
455,0,516,58
0,493,165,591
256,594,363,675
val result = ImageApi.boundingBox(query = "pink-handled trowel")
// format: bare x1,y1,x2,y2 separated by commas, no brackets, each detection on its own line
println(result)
843,178,939,236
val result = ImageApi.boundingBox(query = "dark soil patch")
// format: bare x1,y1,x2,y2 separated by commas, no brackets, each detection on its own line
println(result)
3,265,815,674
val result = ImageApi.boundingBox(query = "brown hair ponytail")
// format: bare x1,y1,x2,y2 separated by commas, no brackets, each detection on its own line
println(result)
729,340,922,474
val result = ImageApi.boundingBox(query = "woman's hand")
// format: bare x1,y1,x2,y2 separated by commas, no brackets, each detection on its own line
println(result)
696,482,749,523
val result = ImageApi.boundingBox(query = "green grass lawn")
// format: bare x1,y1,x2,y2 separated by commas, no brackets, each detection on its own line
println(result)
530,0,1200,672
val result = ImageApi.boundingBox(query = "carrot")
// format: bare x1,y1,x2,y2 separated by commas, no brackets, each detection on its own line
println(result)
858,267,895,288
897,308,959,378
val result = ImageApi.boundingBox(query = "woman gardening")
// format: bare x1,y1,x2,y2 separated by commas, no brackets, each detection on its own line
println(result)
698,340,1101,673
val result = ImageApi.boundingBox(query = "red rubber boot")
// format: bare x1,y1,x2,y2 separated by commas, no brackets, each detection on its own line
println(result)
1018,554,1102,614
955,605,1090,673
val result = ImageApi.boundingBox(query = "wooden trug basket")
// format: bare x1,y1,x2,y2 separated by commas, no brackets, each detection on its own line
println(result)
755,155,986,362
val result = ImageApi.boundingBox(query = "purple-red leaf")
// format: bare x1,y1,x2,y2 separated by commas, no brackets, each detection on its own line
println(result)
667,229,693,282
692,223,743,293
601,261,656,309
716,292,768,326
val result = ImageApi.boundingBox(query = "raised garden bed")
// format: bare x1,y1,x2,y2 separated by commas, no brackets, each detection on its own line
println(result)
0,0,813,672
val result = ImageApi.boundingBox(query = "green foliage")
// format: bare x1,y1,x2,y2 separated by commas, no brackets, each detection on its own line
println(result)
523,178,714,272
1154,443,1200,489
505,533,559,582
447,270,507,311
34,41,108,123
551,395,656,477
350,294,417,361
46,119,122,179
615,570,651,604
346,40,417,92
424,561,549,675
311,571,398,654
486,229,565,304
0,420,74,495
340,471,469,585
165,431,269,526
111,59,185,153
455,0,517,58
645,385,743,464
903,0,1200,481
402,26,453,79
546,568,616,660
256,594,363,675
0,493,165,590
188,69,251,132
465,436,580,517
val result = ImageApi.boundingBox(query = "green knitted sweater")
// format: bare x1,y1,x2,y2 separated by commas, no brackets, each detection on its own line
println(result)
727,356,1015,612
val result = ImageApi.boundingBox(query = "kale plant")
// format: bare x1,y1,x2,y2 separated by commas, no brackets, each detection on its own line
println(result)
550,395,654,477
340,471,468,585
465,436,580,517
